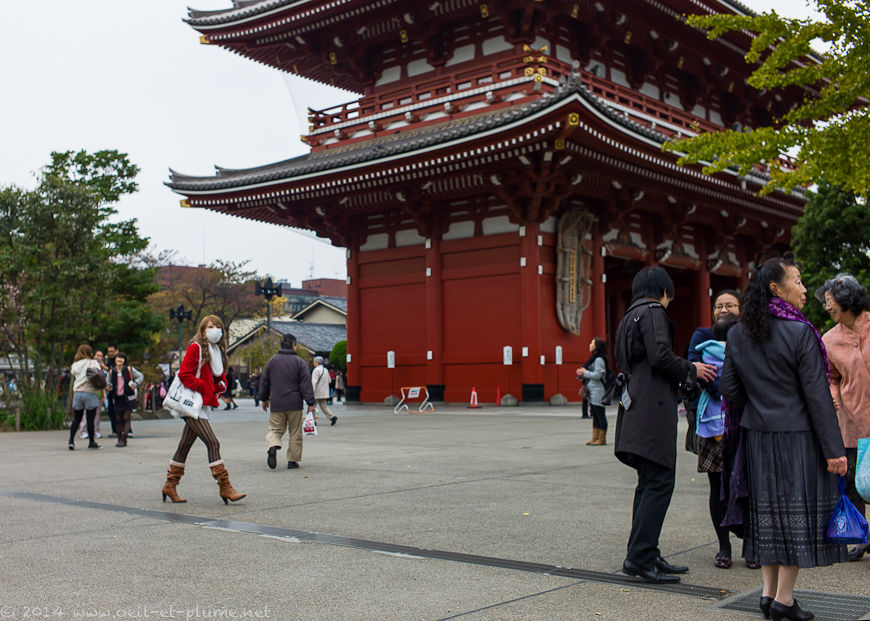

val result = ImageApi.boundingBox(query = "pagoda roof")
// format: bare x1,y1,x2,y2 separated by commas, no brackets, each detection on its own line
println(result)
185,0,760,28
168,72,777,195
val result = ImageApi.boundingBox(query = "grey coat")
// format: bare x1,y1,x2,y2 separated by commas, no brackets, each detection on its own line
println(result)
613,298,696,469
584,357,606,406
720,318,845,460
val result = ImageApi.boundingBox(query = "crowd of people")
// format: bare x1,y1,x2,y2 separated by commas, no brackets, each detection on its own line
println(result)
55,252,868,620
593,257,867,621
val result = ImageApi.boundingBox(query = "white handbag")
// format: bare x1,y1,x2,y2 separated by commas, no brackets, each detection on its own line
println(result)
165,345,203,419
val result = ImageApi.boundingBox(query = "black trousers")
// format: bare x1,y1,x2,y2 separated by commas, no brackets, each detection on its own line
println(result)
626,455,676,568
590,404,607,431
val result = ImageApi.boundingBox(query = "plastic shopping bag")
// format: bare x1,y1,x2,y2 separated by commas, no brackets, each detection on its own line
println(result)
302,411,318,436
826,475,869,544
857,436,870,504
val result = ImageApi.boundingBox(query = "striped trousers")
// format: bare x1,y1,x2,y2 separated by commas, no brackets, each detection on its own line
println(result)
172,417,222,465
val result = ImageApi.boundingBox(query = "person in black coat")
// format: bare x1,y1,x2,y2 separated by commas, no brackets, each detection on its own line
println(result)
614,266,717,584
720,253,847,621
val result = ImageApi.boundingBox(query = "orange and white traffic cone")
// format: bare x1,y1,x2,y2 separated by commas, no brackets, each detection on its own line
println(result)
468,387,481,409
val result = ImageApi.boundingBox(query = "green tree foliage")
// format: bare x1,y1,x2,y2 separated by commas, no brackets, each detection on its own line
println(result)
0,150,162,427
329,340,347,371
792,181,870,327
664,2,870,196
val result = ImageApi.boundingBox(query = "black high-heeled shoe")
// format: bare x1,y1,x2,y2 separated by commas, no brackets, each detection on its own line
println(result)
770,599,814,621
759,596,773,619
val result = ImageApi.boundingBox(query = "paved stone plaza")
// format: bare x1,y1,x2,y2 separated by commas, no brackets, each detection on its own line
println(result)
1,401,868,620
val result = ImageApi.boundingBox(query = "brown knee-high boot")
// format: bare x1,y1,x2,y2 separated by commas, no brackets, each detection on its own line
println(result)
210,462,246,504
590,428,607,445
161,462,187,503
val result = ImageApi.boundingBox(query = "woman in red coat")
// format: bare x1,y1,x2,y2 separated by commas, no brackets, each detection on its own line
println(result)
161,315,245,504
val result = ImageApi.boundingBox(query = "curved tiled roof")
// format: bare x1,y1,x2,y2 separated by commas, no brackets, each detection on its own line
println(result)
167,75,669,193
186,0,760,27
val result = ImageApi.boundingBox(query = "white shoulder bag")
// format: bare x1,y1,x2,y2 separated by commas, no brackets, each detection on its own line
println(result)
165,344,204,419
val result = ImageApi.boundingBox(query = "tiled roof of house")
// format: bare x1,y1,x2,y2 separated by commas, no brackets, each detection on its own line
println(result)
270,321,346,353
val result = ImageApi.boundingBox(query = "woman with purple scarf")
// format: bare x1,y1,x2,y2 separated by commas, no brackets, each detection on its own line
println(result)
721,253,848,621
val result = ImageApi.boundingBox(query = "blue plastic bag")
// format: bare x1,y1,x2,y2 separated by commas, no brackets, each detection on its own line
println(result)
857,437,870,504
826,475,869,545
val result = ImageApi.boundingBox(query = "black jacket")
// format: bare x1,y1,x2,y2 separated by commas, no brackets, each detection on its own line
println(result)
259,349,315,412
613,298,696,469
720,318,845,460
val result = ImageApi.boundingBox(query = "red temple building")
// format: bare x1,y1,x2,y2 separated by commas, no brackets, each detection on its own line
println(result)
169,0,807,403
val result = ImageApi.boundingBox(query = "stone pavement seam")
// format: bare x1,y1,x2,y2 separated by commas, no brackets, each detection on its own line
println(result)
0,487,731,601
435,581,588,620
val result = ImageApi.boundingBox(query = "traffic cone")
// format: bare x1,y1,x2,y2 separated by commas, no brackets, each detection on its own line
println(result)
467,386,481,409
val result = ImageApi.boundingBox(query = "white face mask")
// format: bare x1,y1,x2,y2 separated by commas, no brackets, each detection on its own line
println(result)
206,327,223,344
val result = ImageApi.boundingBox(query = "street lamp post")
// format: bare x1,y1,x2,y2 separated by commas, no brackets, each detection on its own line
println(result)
254,278,283,332
169,304,193,365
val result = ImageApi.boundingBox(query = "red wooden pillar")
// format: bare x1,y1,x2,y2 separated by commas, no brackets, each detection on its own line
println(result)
591,228,606,341
694,265,712,329
519,222,544,401
425,227,445,402
345,235,362,402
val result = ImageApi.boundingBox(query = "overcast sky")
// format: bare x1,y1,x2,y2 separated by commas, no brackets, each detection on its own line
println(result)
0,0,818,284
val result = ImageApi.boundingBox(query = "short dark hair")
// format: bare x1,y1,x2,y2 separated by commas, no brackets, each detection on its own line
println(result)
281,333,297,349
631,266,675,301
815,273,870,315
712,313,739,341
107,343,118,350
115,351,127,363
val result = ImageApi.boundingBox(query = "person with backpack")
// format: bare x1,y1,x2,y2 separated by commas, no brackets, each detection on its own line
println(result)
577,337,611,445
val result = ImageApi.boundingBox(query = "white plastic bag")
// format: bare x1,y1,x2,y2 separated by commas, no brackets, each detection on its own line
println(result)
857,436,870,504
302,411,317,436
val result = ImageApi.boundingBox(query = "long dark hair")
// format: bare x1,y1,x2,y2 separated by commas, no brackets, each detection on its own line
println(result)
740,252,800,344
584,337,609,369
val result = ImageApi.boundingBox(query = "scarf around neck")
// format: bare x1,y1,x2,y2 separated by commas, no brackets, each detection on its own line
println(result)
767,297,831,379
207,343,224,377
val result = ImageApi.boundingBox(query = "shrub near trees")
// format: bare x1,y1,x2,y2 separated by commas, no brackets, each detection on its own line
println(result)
0,150,162,429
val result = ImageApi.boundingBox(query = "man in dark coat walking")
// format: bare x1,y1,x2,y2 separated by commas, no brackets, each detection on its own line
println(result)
614,266,717,583
260,333,315,470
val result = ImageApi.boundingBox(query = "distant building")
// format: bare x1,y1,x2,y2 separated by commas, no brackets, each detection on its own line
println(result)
292,297,347,325
302,278,347,298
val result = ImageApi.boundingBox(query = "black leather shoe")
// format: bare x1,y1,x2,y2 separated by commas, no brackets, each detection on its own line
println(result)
760,596,773,619
287,461,299,469
267,446,278,470
770,599,814,621
654,556,688,574
622,560,681,583
87,443,103,450
331,416,338,426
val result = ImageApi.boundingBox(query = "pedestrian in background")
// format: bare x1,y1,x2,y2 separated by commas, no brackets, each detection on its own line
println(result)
223,366,239,410
260,334,316,470
333,370,345,404
576,337,609,445
78,349,107,441
817,273,870,564
312,356,338,425
721,253,847,621
614,266,717,584
161,315,245,504
109,352,143,447
68,344,103,451
249,368,261,406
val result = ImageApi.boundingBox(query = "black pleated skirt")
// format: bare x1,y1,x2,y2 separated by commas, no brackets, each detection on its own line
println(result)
742,429,848,568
